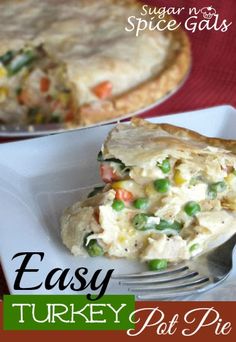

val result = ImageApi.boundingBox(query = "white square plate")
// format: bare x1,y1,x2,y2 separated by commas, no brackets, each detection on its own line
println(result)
0,105,236,300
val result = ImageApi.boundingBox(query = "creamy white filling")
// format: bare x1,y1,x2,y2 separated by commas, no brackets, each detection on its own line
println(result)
141,234,189,262
61,155,236,262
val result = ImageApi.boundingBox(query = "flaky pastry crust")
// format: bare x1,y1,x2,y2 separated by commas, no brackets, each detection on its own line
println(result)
79,22,191,125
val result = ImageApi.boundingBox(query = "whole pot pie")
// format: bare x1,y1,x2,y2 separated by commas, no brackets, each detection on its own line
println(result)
61,119,236,270
0,0,190,127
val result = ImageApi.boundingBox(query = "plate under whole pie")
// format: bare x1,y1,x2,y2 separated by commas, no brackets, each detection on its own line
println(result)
0,0,191,133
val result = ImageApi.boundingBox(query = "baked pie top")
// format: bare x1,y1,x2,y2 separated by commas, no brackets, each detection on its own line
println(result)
0,0,190,126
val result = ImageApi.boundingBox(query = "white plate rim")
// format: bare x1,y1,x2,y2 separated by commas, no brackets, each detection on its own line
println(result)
1,104,236,300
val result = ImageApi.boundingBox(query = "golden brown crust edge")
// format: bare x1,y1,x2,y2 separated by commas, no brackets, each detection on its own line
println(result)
78,13,191,125
131,117,236,154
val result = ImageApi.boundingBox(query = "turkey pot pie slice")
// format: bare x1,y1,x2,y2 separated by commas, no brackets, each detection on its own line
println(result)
61,118,236,270
0,0,190,127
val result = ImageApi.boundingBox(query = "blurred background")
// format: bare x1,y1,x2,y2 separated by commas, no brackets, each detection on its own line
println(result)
140,0,236,118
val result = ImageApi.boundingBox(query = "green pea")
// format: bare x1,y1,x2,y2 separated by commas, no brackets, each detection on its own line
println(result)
189,243,200,253
112,199,125,211
233,169,236,176
153,178,170,193
133,198,149,210
148,259,168,271
156,219,183,232
184,201,201,216
86,239,104,257
132,213,149,230
157,158,171,174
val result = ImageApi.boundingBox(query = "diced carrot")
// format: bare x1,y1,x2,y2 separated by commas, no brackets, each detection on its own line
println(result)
115,189,133,202
65,111,75,122
18,89,30,105
40,77,50,92
92,81,112,100
94,209,100,224
46,95,53,102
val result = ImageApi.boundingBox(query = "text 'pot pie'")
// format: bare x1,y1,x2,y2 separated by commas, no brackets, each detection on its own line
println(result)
0,0,190,128
61,119,236,270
